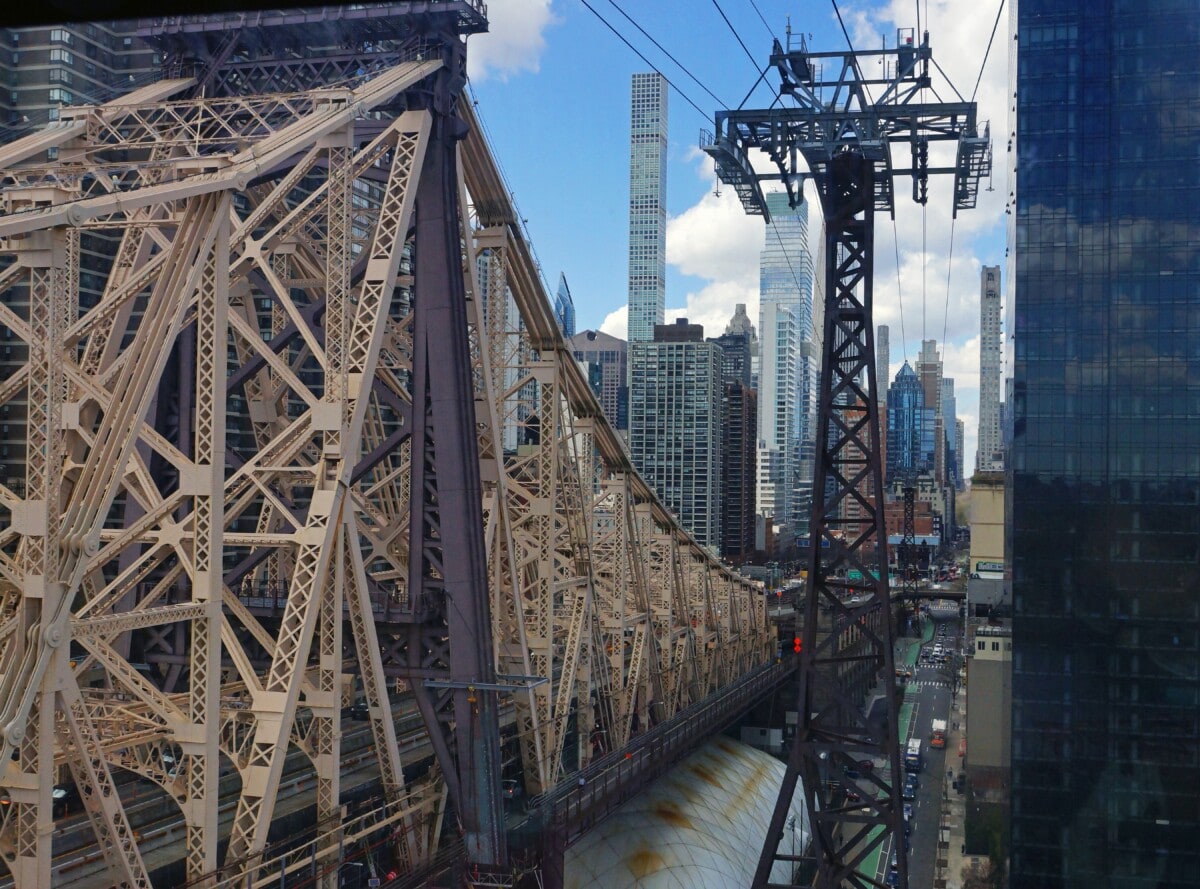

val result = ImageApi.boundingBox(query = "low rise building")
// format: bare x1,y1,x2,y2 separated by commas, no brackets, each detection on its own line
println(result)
965,622,1011,798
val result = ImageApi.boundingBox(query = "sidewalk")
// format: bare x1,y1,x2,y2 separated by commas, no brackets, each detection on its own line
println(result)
938,679,976,888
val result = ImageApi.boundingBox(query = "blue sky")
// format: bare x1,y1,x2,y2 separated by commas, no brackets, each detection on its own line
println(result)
464,0,1012,471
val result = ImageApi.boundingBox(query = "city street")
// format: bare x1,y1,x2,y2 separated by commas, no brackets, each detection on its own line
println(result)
879,612,961,887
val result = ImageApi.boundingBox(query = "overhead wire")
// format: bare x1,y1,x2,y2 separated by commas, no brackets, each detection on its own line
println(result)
941,217,957,351
831,0,875,105
921,206,927,343
746,0,777,40
891,221,910,367
579,0,713,123
971,0,1006,103
604,0,727,108
710,0,764,73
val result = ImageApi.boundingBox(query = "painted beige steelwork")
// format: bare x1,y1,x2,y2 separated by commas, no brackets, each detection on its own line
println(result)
0,61,769,887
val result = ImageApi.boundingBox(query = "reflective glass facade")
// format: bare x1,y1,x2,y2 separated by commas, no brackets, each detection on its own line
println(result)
886,362,934,483
758,192,817,533
1011,1,1200,886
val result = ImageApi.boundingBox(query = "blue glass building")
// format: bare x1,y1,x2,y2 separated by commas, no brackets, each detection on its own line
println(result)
554,272,575,338
1011,1,1200,885
885,363,934,483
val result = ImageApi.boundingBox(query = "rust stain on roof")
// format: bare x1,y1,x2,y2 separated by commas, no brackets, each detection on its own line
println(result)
652,800,693,829
627,848,666,878
688,762,722,789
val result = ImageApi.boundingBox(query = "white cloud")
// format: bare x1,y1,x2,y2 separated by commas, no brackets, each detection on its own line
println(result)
666,172,763,286
466,0,558,83
660,160,765,336
599,304,627,338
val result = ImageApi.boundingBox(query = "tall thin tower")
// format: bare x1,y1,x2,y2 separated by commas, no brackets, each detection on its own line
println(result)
977,265,1002,470
626,72,668,344
876,323,890,408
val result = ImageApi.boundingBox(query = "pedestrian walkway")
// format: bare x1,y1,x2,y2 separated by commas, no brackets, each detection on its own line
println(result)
936,681,970,888
905,679,951,690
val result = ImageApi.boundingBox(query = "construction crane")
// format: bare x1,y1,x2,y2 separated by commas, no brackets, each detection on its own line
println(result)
704,27,990,889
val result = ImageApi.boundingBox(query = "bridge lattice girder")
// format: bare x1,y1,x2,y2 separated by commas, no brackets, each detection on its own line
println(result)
0,53,772,888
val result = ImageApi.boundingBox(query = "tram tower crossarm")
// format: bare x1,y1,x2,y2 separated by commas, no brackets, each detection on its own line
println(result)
702,32,990,220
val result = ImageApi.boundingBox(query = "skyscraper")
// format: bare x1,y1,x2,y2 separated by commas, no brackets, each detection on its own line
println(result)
553,272,576,338
757,300,799,533
941,377,958,487
757,191,816,535
570,329,628,431
626,72,667,345
977,265,1002,471
885,363,934,483
629,320,722,550
1011,2,1200,886
876,324,890,411
712,316,757,563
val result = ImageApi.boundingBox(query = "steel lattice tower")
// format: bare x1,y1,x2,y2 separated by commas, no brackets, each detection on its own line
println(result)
705,30,990,889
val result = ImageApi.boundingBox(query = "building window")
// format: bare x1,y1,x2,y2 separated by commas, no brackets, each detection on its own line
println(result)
49,69,72,84
50,49,74,65
49,29,74,46
992,641,1000,651
48,88,73,105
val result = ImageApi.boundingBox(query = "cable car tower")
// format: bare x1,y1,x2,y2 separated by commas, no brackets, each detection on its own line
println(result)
703,29,989,889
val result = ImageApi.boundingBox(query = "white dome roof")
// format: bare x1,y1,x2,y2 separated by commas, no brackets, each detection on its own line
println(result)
566,737,809,888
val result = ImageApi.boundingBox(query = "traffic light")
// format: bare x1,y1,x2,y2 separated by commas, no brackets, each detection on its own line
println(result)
793,636,803,653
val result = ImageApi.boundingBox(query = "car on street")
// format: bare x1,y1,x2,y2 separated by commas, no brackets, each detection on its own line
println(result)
502,778,524,809
52,784,81,819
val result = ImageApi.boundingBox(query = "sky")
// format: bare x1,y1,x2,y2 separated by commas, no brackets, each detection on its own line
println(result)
463,0,1012,473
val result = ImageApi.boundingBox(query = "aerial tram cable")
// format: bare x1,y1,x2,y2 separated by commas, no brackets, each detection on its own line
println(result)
580,0,714,123
605,0,729,108
745,0,778,41
972,0,1008,103
942,215,957,352
711,0,768,74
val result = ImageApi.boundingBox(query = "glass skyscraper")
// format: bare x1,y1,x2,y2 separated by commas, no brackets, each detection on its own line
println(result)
1011,1,1200,886
554,271,576,338
626,72,667,344
757,191,816,534
885,362,934,483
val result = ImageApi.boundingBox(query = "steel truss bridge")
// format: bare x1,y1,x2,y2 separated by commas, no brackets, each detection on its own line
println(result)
0,5,777,887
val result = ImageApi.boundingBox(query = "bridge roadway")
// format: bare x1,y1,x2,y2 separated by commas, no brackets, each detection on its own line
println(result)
11,699,507,889
24,658,794,888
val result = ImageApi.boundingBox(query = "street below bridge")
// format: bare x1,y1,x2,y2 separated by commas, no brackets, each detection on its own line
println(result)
871,609,962,888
